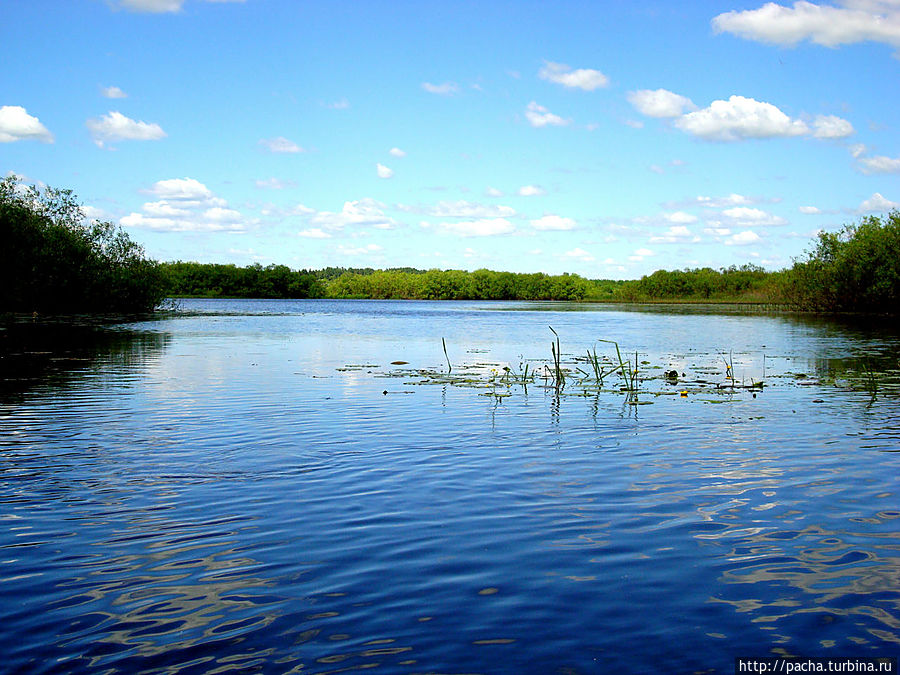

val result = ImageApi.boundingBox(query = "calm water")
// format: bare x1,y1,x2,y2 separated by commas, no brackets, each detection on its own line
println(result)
1,299,899,674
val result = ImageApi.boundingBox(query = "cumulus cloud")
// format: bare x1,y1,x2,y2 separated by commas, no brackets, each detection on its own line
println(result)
298,228,332,239
712,1,900,51
563,248,596,262
421,81,459,95
695,193,754,208
858,154,900,173
398,200,516,218
259,136,303,153
812,114,854,138
722,206,788,225
337,243,384,256
675,95,809,141
122,177,248,232
86,111,166,147
538,61,609,90
799,205,822,213
650,225,696,243
531,215,577,230
664,211,698,224
524,101,570,128
389,147,406,157
485,186,504,197
114,0,244,11
117,0,184,11
518,184,546,196
255,177,296,190
859,192,900,212
726,230,762,245
101,86,128,99
376,163,394,179
0,106,54,143
627,89,697,118
629,248,655,262
144,177,214,201
309,199,398,231
426,218,516,237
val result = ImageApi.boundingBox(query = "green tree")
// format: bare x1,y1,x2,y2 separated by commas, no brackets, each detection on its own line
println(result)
0,176,165,313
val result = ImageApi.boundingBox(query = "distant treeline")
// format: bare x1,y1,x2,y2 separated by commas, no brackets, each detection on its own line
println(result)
160,261,775,303
160,212,900,313
161,263,615,301
1,176,165,314
4,176,897,315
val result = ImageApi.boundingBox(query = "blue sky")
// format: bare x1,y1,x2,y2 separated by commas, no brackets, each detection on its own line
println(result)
3,0,899,278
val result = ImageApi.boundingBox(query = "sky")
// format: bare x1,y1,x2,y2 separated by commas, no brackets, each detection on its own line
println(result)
2,0,899,279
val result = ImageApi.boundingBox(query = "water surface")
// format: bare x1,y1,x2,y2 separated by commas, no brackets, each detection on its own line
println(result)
1,300,898,673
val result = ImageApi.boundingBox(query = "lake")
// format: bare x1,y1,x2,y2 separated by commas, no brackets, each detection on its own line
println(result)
1,299,899,674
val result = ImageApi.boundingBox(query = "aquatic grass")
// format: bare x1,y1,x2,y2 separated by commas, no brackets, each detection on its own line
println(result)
442,337,452,374
549,326,565,390
861,359,878,404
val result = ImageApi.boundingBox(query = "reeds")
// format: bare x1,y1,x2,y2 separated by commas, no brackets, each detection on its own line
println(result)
549,326,565,390
442,337,452,373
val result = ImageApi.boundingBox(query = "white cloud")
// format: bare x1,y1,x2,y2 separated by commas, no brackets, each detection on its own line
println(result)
428,218,516,237
859,192,900,212
118,0,184,11
143,200,190,217
812,114,854,138
389,147,406,157
664,211,698,224
712,1,900,50
123,177,249,232
145,177,213,201
627,89,697,118
0,106,54,143
524,101,570,128
650,225,695,243
86,111,166,147
203,206,242,222
696,193,753,208
722,206,788,225
531,215,577,230
255,177,296,189
326,98,350,110
563,247,596,261
101,86,128,99
310,199,398,231
421,81,459,95
485,186,504,197
799,205,822,213
538,61,609,90
399,200,516,218
298,228,332,239
518,184,546,196
675,96,809,141
116,0,244,11
629,247,655,261
726,230,762,245
858,154,900,173
376,163,394,179
338,243,384,256
259,136,303,153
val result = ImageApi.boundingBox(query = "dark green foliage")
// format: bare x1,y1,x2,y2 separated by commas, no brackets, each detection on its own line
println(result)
616,264,773,302
160,262,324,298
778,212,900,314
0,176,165,313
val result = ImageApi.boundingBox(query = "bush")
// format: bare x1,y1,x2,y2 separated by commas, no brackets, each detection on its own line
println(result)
0,176,166,313
779,212,900,314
